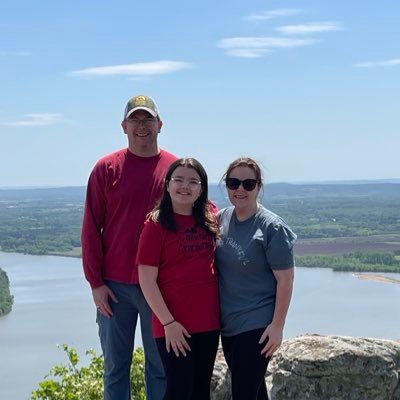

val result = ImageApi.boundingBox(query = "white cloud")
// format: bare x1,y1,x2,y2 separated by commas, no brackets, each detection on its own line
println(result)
217,37,316,57
244,8,302,22
277,22,342,35
69,60,192,77
225,49,270,58
218,37,316,49
127,77,153,81
0,113,62,127
353,58,400,68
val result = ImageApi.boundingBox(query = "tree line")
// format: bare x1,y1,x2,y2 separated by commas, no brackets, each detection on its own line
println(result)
296,252,400,273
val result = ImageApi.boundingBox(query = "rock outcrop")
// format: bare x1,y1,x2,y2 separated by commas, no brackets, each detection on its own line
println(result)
211,334,400,400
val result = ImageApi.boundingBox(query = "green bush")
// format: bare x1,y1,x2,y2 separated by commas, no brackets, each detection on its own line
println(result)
31,345,146,400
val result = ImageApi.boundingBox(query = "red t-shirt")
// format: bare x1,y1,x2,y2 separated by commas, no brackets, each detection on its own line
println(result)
81,148,177,288
137,214,220,338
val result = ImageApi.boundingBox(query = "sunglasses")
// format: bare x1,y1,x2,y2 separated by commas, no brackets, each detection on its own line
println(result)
225,178,259,191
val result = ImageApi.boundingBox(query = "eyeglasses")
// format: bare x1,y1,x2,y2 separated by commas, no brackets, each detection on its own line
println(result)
126,118,157,127
170,177,202,188
225,178,259,191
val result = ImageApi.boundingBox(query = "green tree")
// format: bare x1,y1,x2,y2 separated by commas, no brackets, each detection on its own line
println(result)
0,267,14,316
31,345,146,400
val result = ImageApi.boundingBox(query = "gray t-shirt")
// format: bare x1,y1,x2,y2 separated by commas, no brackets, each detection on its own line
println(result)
215,205,297,336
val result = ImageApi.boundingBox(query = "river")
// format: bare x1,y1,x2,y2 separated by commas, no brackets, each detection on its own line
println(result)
0,251,399,399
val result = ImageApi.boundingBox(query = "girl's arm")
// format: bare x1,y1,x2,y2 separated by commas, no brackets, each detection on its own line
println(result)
139,265,191,357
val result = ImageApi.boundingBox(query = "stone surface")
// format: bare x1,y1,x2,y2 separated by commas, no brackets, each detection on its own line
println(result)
212,334,400,400
211,347,231,400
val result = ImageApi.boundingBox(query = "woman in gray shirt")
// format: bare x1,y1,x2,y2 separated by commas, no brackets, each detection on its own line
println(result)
216,157,297,400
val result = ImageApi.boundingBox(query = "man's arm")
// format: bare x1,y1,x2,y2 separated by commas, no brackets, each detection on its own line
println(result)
81,167,118,316
81,168,106,289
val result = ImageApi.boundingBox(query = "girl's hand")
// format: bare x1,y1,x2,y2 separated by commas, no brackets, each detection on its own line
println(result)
165,321,191,357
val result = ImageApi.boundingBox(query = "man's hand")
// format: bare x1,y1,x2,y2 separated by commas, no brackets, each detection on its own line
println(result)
92,285,118,318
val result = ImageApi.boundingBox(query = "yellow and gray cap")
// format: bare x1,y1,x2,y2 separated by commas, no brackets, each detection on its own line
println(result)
124,95,159,119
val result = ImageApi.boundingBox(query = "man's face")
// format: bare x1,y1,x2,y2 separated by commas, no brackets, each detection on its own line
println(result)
122,109,163,155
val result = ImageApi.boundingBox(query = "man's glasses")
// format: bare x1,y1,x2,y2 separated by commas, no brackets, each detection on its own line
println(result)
126,118,157,127
225,178,258,191
170,177,202,188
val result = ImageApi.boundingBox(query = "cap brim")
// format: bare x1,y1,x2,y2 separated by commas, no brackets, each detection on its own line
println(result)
126,107,157,118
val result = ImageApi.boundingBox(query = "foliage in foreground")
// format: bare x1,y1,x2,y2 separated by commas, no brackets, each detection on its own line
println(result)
31,345,145,400
296,251,400,272
0,267,13,316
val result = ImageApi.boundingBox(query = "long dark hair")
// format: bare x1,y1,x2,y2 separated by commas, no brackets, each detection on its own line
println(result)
149,158,219,238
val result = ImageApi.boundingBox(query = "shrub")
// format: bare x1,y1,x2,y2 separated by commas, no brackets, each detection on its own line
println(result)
31,345,146,400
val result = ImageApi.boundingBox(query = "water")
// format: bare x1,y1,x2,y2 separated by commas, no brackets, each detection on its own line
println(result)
0,252,399,399
0,252,142,400
285,268,400,339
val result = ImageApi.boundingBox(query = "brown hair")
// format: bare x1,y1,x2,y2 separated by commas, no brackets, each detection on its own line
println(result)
149,158,219,237
222,157,264,189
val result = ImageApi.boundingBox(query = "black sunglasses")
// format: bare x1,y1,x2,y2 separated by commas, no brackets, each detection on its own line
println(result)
225,178,259,191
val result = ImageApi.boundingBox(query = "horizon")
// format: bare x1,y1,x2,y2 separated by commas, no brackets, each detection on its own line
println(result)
1,1,399,186
1,177,400,191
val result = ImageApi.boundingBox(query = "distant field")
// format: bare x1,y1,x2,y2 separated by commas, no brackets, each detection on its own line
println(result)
1,183,399,257
29,235,400,259
295,234,400,256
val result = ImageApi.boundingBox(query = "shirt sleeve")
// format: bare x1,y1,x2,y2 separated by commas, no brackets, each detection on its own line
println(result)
81,164,107,289
136,219,164,267
265,223,297,270
208,199,219,215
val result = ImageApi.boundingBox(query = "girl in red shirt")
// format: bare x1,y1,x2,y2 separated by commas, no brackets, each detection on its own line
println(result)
137,157,220,400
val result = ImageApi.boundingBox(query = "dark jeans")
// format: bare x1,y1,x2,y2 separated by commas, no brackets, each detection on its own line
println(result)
222,328,270,400
156,330,220,400
97,281,166,400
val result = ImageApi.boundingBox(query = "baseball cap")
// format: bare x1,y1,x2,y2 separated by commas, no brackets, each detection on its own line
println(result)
124,95,160,119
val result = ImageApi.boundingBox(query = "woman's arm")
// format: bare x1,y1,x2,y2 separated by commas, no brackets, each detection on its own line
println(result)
259,267,294,357
139,265,191,356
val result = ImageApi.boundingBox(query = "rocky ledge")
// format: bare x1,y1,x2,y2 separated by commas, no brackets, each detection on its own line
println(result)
211,334,400,400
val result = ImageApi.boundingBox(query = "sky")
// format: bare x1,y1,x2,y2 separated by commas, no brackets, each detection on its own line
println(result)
1,0,399,187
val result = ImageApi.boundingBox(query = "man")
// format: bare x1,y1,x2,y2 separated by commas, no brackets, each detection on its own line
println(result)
81,95,177,400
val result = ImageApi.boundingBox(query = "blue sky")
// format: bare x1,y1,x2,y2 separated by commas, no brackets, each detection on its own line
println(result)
1,0,399,186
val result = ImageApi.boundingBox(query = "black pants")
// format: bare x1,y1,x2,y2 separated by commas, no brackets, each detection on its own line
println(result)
156,330,219,400
222,328,270,400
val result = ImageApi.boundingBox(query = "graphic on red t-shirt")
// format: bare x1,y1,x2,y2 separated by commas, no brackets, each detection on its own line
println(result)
137,214,220,337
